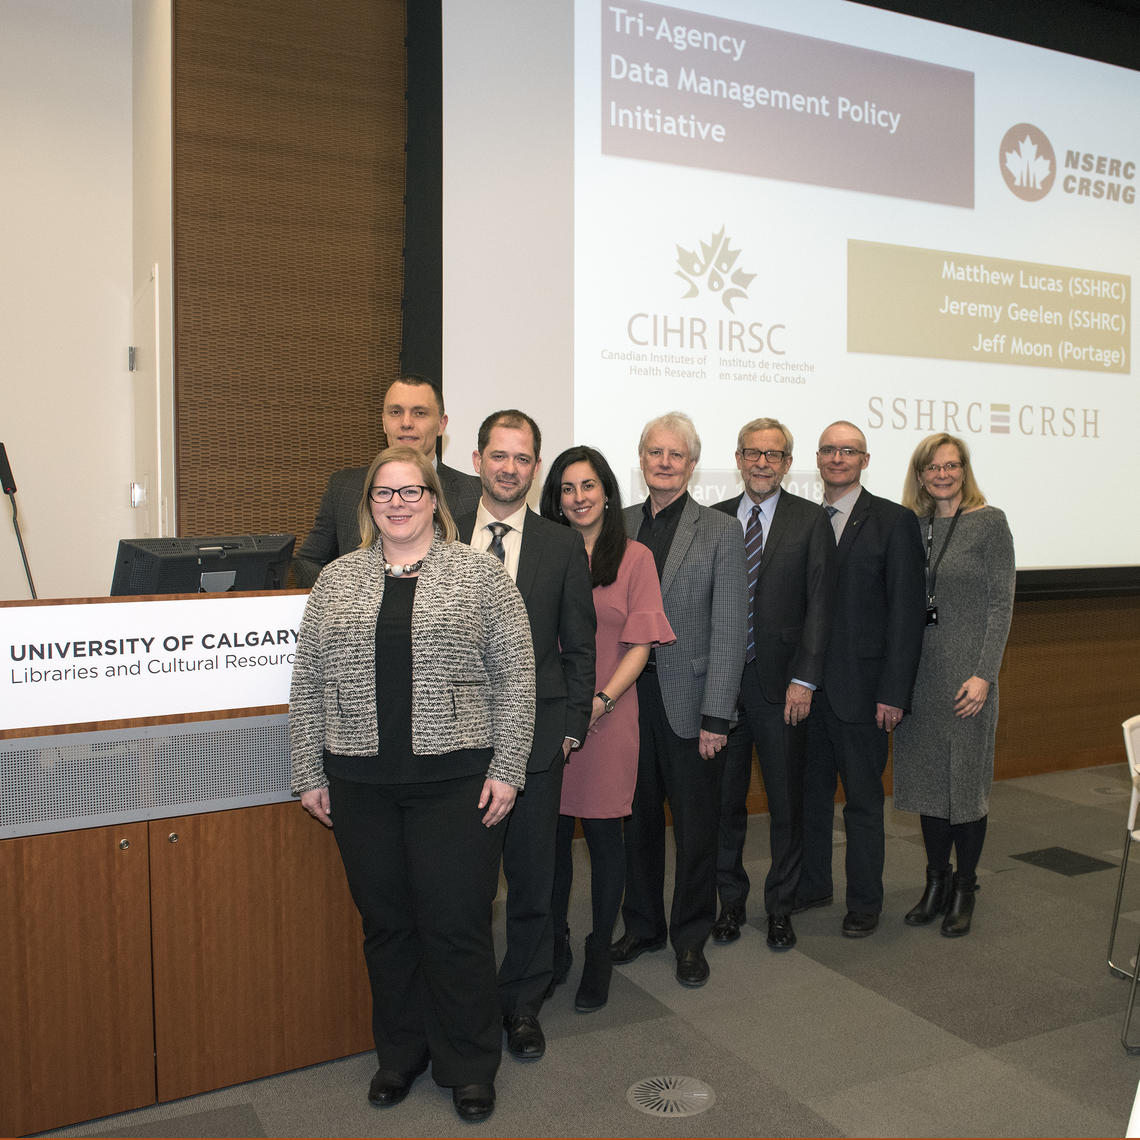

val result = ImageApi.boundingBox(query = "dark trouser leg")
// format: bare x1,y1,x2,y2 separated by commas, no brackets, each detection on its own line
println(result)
716,718,755,913
329,773,503,1086
739,662,807,916
950,815,988,880
625,674,719,952
498,754,565,1019
826,698,888,914
801,705,839,905
581,816,625,944
551,813,575,942
620,675,670,943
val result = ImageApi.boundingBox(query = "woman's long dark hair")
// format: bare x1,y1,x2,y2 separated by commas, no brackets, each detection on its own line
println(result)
539,446,626,588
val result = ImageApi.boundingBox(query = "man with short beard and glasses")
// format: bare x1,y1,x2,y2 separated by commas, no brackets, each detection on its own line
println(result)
455,409,595,1063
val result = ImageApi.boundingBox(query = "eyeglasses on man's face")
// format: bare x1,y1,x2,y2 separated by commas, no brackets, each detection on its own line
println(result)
816,446,865,459
739,448,788,464
369,484,430,504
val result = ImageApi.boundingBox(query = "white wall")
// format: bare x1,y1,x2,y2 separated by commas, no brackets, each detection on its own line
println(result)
0,0,155,600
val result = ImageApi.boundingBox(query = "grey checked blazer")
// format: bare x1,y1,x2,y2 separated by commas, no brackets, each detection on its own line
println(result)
624,496,747,738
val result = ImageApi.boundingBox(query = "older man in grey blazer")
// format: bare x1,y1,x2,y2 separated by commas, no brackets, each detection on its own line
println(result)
610,412,747,988
293,374,481,586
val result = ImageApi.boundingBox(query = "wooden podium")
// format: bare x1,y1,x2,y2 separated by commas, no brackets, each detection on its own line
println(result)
0,592,371,1137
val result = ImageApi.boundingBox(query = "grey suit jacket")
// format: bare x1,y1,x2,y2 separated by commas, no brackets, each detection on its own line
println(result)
624,496,747,739
293,460,482,587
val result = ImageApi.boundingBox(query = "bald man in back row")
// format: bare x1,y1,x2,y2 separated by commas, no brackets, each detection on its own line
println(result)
796,420,925,937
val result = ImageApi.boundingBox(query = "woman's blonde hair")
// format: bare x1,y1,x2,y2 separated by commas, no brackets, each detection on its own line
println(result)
902,432,986,516
356,445,458,548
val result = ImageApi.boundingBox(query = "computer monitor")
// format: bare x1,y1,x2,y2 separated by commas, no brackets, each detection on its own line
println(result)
109,534,295,596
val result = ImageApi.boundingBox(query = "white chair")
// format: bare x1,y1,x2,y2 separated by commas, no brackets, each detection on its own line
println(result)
1107,715,1140,1052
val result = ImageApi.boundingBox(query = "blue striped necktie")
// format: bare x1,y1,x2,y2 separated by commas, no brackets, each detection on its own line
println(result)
745,504,763,663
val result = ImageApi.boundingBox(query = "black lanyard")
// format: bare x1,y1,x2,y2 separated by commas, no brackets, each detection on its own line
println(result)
924,507,963,604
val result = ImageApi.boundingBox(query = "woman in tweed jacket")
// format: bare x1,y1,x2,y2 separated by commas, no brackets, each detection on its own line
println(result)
289,445,534,1124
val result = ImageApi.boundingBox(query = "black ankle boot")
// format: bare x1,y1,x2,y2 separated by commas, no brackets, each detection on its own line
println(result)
546,926,572,998
941,873,978,937
574,934,613,1012
904,865,954,926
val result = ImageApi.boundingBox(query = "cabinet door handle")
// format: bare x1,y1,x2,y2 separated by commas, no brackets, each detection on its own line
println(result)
168,832,180,844
119,838,131,850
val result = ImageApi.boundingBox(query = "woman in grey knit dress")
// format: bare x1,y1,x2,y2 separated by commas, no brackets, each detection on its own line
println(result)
893,433,1015,937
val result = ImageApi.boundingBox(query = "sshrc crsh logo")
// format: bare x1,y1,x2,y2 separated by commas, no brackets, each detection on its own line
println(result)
999,123,1056,201
675,226,755,312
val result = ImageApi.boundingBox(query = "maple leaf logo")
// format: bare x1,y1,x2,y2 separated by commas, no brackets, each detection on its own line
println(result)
998,123,1056,202
675,226,755,313
1004,135,1051,189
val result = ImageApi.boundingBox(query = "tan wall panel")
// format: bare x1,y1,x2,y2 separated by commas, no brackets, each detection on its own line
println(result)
173,0,406,548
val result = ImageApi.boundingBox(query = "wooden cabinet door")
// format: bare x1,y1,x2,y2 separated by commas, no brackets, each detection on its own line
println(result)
150,803,371,1102
0,823,155,1137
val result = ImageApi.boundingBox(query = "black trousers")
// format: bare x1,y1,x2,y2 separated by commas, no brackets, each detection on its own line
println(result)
621,673,721,953
497,752,565,1018
801,690,889,913
718,659,808,916
327,772,504,1087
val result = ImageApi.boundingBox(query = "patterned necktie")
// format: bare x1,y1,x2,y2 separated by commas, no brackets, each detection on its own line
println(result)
745,504,763,663
487,522,509,563
825,504,840,544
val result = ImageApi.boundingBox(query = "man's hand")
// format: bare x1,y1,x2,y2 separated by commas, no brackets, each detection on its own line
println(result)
784,682,813,727
699,729,727,759
876,703,905,732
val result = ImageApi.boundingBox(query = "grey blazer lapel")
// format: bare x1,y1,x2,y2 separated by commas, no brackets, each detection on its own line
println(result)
660,497,700,597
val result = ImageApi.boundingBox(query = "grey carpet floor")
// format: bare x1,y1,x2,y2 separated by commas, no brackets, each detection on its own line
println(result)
40,761,1140,1138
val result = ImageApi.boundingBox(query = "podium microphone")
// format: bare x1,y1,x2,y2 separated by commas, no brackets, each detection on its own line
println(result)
0,441,15,495
1,442,37,598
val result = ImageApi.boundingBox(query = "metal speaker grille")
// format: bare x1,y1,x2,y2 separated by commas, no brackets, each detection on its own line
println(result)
627,1075,716,1118
0,715,291,838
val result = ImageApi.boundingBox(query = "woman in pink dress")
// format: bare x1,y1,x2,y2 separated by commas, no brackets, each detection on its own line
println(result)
540,446,675,1011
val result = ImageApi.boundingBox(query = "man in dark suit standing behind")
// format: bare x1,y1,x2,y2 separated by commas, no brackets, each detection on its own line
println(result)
456,410,595,1062
293,374,481,586
712,417,836,952
797,420,925,937
610,412,747,989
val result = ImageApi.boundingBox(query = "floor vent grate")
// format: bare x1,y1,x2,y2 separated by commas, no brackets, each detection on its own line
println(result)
626,1075,715,1118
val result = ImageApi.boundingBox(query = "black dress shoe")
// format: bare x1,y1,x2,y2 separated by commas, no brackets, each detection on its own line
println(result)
452,1083,496,1123
503,1014,545,1060
790,894,833,915
711,907,744,944
842,910,879,938
610,930,667,963
766,913,797,950
675,948,710,987
367,1059,427,1108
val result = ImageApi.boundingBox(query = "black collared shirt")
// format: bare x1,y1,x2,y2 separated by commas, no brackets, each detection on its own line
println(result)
637,491,689,580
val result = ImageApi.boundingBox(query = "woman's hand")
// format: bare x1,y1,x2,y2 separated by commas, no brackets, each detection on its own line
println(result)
954,675,990,718
300,787,332,828
478,778,517,827
587,695,608,733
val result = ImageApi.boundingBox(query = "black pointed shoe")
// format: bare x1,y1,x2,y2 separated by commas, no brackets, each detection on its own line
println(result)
452,1083,495,1123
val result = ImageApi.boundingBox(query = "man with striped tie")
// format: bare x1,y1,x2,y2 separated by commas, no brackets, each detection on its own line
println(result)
712,418,836,951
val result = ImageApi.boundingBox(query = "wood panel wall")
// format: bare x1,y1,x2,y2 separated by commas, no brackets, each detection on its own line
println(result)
172,0,406,549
